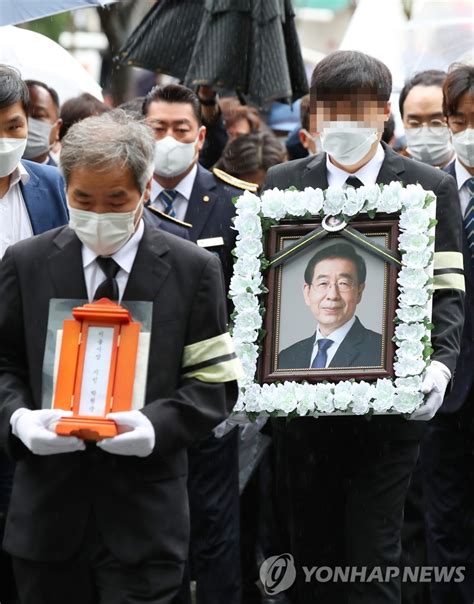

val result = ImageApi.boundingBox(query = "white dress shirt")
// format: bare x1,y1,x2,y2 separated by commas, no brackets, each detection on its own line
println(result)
454,159,472,217
82,219,144,302
326,143,385,187
0,162,34,259
150,164,198,221
310,316,356,367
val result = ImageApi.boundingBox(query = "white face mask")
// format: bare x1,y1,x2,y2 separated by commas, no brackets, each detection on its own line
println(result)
452,128,474,168
154,134,198,178
0,137,27,178
320,121,378,166
23,117,53,160
405,126,453,166
68,194,144,256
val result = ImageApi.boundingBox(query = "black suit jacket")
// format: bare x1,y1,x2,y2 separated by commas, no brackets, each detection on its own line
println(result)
440,160,474,413
265,143,464,378
0,224,238,564
279,317,382,369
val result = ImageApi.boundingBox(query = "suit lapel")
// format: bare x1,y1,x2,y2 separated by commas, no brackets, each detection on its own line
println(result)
123,223,171,300
329,318,365,367
375,143,406,185
20,165,43,235
302,153,329,190
184,165,217,241
47,227,88,298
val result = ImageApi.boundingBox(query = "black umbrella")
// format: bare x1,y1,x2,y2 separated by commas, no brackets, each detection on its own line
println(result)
118,0,308,107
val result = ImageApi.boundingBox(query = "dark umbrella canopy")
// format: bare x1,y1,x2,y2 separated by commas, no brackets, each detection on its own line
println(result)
118,0,308,107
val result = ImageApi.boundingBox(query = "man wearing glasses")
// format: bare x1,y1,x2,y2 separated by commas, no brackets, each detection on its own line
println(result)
399,69,455,168
279,242,382,369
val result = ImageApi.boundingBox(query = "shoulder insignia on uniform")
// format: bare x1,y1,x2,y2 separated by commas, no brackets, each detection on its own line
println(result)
212,168,259,193
147,205,192,228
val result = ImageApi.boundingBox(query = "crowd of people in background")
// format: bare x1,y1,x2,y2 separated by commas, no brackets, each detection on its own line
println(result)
0,50,473,604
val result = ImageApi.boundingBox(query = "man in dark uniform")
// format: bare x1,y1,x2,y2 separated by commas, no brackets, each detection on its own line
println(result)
263,50,465,604
143,84,248,604
421,62,474,604
0,111,242,604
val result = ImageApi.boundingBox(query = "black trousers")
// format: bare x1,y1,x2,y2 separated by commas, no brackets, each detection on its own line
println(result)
173,427,241,604
421,397,474,604
11,515,184,604
280,416,420,604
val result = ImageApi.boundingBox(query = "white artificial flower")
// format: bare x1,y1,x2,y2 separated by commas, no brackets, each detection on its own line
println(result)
275,383,298,414
395,375,423,392
398,287,430,307
333,380,353,411
402,184,428,209
259,383,280,413
397,339,424,360
397,268,429,289
394,322,427,342
261,188,287,219
235,341,258,380
402,249,433,270
359,184,381,211
242,384,264,413
399,208,431,232
234,214,262,239
314,383,335,413
372,379,395,412
237,190,261,214
284,189,307,216
235,308,262,333
302,187,324,215
323,186,346,216
350,381,374,414
343,187,365,216
398,232,430,253
229,274,262,296
296,383,317,415
233,292,259,313
392,390,424,414
396,306,429,323
233,255,261,278
394,358,426,377
377,181,403,213
234,235,263,258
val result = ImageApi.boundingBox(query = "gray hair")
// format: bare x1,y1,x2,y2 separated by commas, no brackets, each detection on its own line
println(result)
60,109,155,193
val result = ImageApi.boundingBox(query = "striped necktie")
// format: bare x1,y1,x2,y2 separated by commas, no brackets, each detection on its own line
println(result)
157,189,178,217
464,178,474,265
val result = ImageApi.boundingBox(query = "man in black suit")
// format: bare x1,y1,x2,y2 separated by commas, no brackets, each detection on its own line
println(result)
264,50,464,604
24,80,62,166
279,242,382,369
421,63,474,604
143,84,245,604
0,111,241,604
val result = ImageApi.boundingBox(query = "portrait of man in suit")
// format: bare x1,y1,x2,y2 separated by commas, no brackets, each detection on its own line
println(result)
278,241,382,369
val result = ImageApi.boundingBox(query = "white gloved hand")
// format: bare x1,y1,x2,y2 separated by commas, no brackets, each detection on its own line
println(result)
96,410,155,457
409,360,451,421
10,408,86,455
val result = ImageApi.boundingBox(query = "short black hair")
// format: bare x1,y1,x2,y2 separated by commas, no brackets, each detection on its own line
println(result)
0,64,29,114
25,79,60,110
310,51,392,102
59,92,110,140
142,84,202,125
443,63,474,117
398,70,446,118
300,93,310,131
215,131,285,176
381,113,395,144
304,242,367,285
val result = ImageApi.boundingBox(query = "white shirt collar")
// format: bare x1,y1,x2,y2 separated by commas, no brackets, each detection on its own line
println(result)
315,315,356,347
82,219,144,273
5,162,30,193
152,163,198,200
326,143,385,187
454,159,473,192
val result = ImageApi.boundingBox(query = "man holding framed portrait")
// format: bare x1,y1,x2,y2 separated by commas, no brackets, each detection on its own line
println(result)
263,50,464,604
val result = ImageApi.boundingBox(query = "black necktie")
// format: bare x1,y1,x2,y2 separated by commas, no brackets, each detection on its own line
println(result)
345,176,364,189
93,257,120,301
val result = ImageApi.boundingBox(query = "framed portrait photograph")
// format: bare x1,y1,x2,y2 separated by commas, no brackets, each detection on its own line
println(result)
262,217,400,383
230,183,437,416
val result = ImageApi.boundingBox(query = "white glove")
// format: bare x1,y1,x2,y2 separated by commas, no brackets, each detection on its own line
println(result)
10,408,86,455
409,360,451,421
96,410,155,457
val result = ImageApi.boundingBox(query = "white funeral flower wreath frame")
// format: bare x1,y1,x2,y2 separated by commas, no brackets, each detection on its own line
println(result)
229,182,437,417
